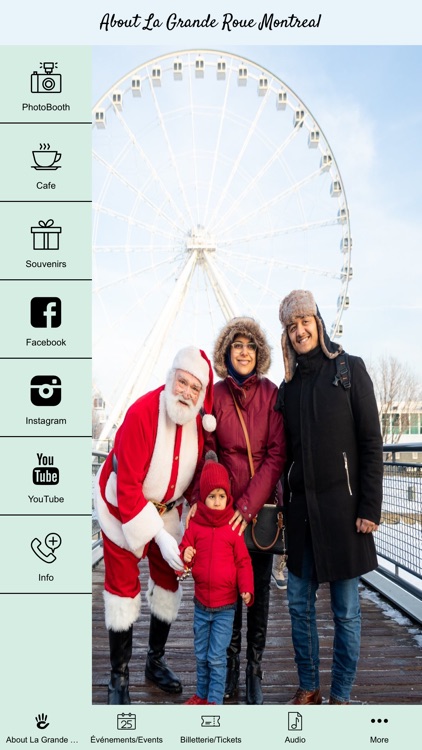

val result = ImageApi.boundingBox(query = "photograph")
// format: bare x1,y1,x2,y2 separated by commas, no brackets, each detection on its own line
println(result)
1,1,421,745
91,44,422,707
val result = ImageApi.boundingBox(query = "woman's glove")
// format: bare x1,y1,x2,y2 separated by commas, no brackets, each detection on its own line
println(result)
154,528,184,571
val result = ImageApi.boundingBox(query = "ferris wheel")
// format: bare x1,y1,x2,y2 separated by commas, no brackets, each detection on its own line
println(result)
93,49,352,441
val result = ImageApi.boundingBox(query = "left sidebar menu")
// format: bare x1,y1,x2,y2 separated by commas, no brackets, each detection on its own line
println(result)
0,47,92,596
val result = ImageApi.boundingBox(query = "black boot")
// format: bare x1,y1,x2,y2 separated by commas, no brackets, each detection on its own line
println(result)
145,614,182,693
108,627,132,705
245,552,272,705
224,599,242,700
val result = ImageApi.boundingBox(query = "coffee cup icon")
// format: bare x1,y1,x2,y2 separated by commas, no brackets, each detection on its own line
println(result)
32,150,62,170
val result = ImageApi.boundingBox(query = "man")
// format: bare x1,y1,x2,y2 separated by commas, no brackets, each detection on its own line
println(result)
95,347,216,704
276,290,383,705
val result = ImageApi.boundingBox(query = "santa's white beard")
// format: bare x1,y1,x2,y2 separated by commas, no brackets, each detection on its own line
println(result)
164,390,200,426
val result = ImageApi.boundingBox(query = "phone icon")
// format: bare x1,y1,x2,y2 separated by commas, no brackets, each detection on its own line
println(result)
31,533,62,563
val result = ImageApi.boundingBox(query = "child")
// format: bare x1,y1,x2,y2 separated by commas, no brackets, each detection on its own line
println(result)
180,458,254,705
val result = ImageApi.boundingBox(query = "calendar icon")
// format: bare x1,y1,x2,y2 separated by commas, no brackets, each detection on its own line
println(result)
117,713,136,730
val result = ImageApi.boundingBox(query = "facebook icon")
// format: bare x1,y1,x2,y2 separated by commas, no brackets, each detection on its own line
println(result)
30,297,62,328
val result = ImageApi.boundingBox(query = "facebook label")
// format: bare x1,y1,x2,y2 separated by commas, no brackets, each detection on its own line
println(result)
31,297,62,328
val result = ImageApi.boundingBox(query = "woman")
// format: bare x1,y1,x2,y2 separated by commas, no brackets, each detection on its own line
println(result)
196,317,286,704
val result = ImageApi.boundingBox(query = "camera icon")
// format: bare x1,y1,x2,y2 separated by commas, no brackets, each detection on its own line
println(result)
31,62,62,94
30,376,62,407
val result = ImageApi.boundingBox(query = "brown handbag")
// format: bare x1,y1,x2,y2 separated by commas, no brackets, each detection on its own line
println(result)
228,383,287,555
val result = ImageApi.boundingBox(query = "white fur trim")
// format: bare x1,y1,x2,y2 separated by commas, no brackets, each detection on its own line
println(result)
142,391,175,500
145,577,183,624
104,470,118,507
172,346,209,388
95,465,159,557
143,390,199,501
94,466,127,550
122,500,164,554
104,590,141,631
202,413,216,432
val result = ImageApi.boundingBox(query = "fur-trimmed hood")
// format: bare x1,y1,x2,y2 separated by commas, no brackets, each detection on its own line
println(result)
213,317,271,379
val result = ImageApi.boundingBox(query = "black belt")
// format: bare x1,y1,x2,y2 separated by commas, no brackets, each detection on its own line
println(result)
112,453,177,516
151,500,178,516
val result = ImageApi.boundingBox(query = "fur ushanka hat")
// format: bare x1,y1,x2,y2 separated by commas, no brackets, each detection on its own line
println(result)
279,290,342,382
213,317,272,379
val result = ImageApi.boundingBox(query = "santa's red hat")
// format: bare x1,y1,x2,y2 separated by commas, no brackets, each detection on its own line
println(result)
172,347,216,432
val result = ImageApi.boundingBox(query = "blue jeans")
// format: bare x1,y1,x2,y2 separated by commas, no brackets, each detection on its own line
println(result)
287,540,361,702
194,603,236,704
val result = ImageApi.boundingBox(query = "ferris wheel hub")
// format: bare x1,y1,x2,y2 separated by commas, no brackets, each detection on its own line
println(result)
185,226,216,255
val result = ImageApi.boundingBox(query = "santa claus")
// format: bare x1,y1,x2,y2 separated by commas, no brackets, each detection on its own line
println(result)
95,347,216,704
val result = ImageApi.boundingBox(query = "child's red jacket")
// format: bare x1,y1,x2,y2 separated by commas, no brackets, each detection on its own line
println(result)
179,498,254,609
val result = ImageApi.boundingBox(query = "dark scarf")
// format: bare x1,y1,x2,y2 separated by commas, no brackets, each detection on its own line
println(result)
225,352,257,385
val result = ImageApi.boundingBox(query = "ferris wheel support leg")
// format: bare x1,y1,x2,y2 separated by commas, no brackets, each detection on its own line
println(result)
96,253,198,445
202,253,240,322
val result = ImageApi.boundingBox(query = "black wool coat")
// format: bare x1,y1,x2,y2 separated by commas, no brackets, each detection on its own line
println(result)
279,346,383,583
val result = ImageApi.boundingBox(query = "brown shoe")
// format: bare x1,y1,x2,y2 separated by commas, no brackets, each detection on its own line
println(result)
287,687,322,705
328,696,349,705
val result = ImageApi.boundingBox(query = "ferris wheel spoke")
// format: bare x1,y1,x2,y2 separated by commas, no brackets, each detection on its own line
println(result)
93,149,186,234
219,216,343,247
213,262,279,317
218,165,326,238
202,253,240,321
207,82,275,229
216,255,283,301
94,244,176,253
110,104,191,229
187,66,200,225
93,256,178,294
212,124,302,234
93,203,183,243
94,266,179,350
97,252,199,440
148,68,195,227
218,252,341,282
203,66,233,226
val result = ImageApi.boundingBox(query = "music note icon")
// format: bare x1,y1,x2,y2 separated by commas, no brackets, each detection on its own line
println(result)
288,711,303,731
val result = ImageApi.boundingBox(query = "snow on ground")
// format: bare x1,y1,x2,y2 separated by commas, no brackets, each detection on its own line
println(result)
360,586,422,649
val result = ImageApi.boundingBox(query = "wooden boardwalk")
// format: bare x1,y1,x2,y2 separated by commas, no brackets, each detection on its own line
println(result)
92,558,422,706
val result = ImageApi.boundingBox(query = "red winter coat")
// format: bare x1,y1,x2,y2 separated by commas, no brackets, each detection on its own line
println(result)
179,499,254,609
200,376,287,521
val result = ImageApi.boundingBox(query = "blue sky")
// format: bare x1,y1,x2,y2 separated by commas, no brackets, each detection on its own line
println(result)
93,45,422,405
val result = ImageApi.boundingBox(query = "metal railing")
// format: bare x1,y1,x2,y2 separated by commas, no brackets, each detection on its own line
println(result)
91,445,422,611
375,444,422,592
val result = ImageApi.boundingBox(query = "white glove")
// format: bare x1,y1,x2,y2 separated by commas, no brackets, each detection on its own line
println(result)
154,528,184,571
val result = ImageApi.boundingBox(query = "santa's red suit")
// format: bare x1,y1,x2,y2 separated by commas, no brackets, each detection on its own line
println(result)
96,347,216,704
96,382,208,630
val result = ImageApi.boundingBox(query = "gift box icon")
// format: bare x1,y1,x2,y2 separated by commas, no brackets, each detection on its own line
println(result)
31,219,62,250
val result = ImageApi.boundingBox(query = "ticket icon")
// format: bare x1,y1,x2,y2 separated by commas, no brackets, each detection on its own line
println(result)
201,715,220,727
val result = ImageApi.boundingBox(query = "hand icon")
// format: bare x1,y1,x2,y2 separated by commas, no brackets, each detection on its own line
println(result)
35,713,49,729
